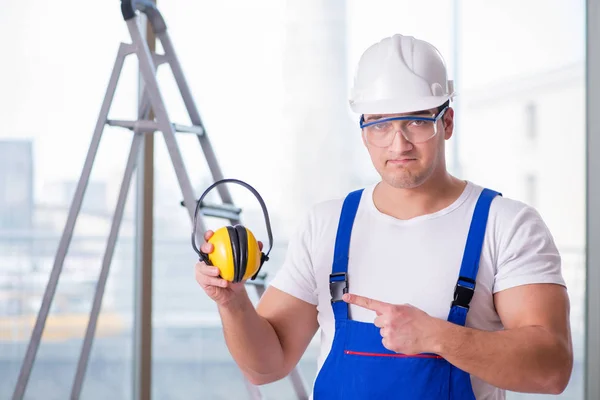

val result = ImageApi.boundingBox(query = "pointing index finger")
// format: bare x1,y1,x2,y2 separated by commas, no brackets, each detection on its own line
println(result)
342,293,391,314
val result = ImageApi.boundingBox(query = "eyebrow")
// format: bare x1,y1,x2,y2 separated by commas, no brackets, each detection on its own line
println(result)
364,110,433,121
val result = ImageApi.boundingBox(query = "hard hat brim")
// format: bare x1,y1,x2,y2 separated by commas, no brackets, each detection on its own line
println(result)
349,94,454,116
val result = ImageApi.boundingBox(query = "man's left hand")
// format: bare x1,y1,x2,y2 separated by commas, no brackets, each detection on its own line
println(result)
343,293,443,355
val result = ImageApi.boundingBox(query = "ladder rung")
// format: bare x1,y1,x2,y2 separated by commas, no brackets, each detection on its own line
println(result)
152,52,169,66
107,119,154,131
107,119,204,136
173,123,205,135
201,208,241,221
202,202,242,213
181,201,242,221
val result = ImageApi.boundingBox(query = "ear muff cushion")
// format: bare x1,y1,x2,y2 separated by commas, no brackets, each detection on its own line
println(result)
226,226,240,282
244,229,261,280
235,225,248,282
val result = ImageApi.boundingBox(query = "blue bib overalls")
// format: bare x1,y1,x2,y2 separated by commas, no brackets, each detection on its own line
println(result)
312,187,500,399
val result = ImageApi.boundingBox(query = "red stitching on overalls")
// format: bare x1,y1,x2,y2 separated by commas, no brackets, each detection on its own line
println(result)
345,350,443,359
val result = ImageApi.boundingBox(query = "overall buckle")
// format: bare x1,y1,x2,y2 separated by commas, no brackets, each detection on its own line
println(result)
452,277,476,309
329,272,348,303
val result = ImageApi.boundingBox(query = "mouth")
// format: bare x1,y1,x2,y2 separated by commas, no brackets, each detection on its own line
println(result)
387,158,416,165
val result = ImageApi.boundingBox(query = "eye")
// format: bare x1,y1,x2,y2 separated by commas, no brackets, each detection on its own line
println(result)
372,121,392,131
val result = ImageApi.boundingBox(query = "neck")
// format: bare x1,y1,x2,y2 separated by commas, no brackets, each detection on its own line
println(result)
373,171,466,220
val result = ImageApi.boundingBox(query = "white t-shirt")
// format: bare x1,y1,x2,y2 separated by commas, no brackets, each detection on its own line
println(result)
269,180,566,400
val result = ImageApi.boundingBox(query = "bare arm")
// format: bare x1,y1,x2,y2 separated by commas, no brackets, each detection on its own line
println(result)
195,230,318,385
434,283,573,394
218,286,318,385
345,283,573,394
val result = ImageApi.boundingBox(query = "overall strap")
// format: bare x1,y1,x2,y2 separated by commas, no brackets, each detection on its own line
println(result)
330,189,363,321
448,188,501,326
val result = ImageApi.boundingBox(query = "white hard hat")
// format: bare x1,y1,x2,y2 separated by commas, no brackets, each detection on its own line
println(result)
349,34,455,115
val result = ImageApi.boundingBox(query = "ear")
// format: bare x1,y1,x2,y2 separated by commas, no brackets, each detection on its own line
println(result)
443,107,455,140
358,115,368,148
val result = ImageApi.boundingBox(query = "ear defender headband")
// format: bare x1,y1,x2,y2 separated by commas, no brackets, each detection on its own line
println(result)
191,178,273,283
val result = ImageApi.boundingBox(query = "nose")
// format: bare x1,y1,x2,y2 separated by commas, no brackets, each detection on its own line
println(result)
388,129,414,152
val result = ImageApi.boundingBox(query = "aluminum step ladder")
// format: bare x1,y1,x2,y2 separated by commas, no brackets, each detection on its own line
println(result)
11,1,308,399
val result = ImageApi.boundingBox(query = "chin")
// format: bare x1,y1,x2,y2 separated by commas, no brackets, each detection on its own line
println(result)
385,174,425,189
381,165,435,189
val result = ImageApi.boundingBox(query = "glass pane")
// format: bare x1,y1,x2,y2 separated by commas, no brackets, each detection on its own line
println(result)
0,2,137,399
457,1,585,399
149,1,293,396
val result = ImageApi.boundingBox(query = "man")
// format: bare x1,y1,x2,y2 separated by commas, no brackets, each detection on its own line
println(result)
195,34,572,399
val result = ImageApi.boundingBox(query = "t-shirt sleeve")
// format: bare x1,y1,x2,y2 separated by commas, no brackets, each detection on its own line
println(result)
268,210,318,305
493,204,566,293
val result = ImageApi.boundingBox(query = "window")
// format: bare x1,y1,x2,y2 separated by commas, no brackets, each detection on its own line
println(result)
0,0,586,399
0,2,137,398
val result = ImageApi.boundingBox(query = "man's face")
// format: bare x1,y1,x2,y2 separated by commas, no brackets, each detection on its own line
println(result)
361,106,454,189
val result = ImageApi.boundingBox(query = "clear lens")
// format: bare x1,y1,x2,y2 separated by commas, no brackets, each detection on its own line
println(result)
360,107,447,148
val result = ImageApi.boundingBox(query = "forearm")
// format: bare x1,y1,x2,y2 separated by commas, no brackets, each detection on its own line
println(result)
434,321,572,394
218,290,285,384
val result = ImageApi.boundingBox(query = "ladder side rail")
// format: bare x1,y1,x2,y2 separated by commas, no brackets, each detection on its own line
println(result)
11,42,133,400
70,130,146,399
158,31,235,210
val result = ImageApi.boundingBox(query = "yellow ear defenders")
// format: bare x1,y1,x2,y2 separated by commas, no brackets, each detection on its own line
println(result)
191,178,273,283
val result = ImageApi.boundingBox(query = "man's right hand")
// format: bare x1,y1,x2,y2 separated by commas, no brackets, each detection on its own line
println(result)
194,229,319,385
194,229,255,306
